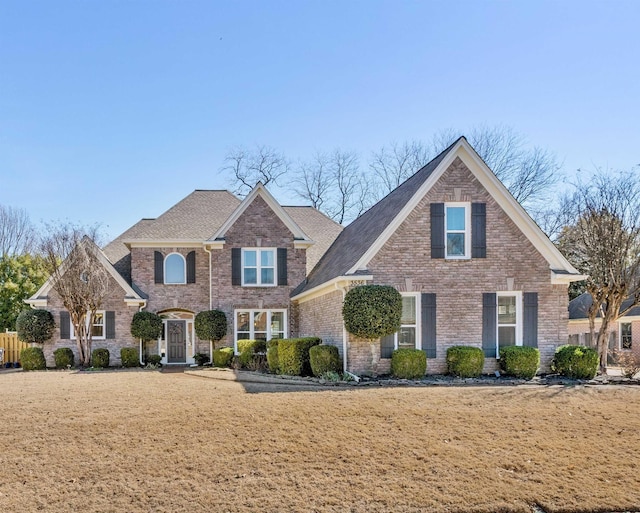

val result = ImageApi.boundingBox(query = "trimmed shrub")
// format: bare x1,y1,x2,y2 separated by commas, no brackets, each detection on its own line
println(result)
213,347,234,368
237,339,267,368
391,348,426,379
342,285,402,339
16,309,55,344
146,354,162,367
120,347,140,368
446,346,484,378
499,346,540,379
53,347,75,369
92,348,110,368
130,311,163,342
552,345,598,379
193,352,210,366
194,310,227,349
309,344,342,377
20,347,46,371
278,337,322,376
267,339,279,374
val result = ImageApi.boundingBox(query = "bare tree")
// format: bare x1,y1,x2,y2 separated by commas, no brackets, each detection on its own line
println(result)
40,224,111,367
293,151,333,211
557,172,640,373
222,145,289,197
369,141,431,196
0,205,36,256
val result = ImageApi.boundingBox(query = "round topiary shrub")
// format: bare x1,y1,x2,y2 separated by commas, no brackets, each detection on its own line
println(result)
120,347,140,368
342,285,402,339
20,346,46,371
309,344,342,377
499,346,540,379
391,348,426,379
92,348,110,368
213,347,234,368
446,346,485,378
16,309,55,344
552,345,598,379
194,310,227,349
53,347,75,369
130,311,163,342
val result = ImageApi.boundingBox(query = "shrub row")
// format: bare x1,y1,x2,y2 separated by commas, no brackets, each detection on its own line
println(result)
213,347,234,367
552,345,598,379
446,346,484,378
391,349,426,379
499,346,540,379
265,337,324,376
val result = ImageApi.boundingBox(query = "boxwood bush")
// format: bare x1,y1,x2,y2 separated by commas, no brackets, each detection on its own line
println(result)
92,348,110,368
213,347,234,367
237,339,267,368
552,345,598,379
499,346,540,379
20,346,46,371
309,344,342,377
146,354,162,367
120,347,139,368
391,348,426,379
277,337,322,376
342,285,402,339
446,346,484,378
16,309,55,344
53,347,75,369
267,339,280,374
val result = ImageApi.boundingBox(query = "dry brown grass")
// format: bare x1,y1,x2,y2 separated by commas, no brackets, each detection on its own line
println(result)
0,370,639,513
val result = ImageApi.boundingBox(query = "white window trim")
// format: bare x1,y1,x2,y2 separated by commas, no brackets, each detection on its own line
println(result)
233,309,287,352
444,202,471,260
70,310,106,340
495,291,523,358
619,321,632,350
164,252,186,285
390,292,421,350
241,248,277,287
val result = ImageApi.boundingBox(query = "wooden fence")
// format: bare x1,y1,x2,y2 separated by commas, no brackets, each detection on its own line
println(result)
0,332,29,365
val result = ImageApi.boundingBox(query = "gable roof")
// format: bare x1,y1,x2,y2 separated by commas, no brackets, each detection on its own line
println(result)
293,137,583,299
569,292,640,320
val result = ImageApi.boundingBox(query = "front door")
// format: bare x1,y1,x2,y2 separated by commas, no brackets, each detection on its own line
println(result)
167,320,186,363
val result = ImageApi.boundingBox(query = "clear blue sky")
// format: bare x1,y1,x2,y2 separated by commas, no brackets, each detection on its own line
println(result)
1,0,638,241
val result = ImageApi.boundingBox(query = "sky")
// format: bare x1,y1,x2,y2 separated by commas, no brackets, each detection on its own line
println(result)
1,0,639,241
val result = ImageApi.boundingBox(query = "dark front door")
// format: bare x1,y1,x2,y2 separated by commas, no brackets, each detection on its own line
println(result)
167,320,186,363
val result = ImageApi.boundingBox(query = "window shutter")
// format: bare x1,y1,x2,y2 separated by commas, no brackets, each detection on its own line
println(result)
482,293,497,357
186,251,196,284
380,334,395,359
421,293,437,358
523,292,538,348
231,248,241,286
277,248,287,286
105,311,116,339
154,251,164,284
471,203,486,258
430,203,445,259
60,311,70,339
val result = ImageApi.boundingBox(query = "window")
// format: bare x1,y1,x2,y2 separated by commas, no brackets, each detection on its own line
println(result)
621,322,632,349
381,294,420,354
234,310,286,348
165,253,186,284
71,311,106,340
445,203,470,259
497,292,522,353
242,249,276,286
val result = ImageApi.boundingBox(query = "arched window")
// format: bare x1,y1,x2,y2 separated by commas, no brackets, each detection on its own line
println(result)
164,253,186,284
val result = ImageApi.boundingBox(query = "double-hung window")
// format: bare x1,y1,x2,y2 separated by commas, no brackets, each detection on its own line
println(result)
620,322,632,350
242,249,276,286
445,203,470,259
380,294,420,356
497,291,522,352
71,311,106,340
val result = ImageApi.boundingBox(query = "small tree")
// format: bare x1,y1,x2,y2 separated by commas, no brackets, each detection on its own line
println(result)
194,310,227,349
130,311,163,342
342,285,402,339
16,309,55,345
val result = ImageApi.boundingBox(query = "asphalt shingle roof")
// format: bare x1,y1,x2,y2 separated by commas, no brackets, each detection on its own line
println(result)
569,292,640,319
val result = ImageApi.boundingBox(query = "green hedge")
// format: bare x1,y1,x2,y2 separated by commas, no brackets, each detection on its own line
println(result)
309,345,342,377
446,346,484,378
391,349,426,379
213,347,234,368
92,348,110,368
277,337,322,376
146,354,162,367
237,339,267,368
267,339,280,374
552,345,598,379
120,347,140,368
499,346,540,379
342,285,402,339
21,347,46,371
53,347,74,369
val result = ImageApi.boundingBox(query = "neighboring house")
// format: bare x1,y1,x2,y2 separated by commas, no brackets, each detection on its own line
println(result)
27,136,583,374
568,293,640,360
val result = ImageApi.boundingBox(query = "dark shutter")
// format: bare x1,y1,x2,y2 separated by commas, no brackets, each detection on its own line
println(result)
471,203,486,258
154,251,164,284
430,203,445,259
60,311,70,339
421,293,437,358
482,293,497,357
105,311,116,339
231,248,241,286
186,251,196,284
277,248,287,286
523,292,538,348
380,334,395,359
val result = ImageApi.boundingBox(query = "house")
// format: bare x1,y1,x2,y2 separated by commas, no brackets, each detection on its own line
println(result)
27,136,583,374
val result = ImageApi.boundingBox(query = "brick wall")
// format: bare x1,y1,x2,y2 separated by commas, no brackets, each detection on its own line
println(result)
297,289,345,359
